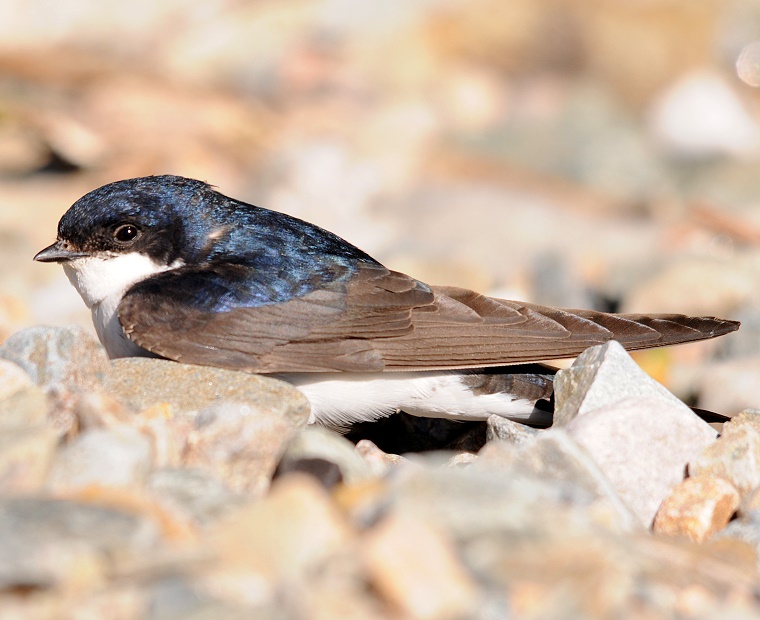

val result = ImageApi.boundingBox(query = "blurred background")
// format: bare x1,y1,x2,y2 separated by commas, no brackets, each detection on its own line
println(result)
1,0,759,413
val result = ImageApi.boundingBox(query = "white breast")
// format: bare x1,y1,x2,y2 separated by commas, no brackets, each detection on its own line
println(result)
62,253,183,358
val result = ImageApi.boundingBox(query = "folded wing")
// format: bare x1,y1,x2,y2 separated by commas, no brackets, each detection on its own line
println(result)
118,262,739,373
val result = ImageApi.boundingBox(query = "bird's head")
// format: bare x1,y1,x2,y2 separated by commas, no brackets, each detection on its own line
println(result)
33,175,213,307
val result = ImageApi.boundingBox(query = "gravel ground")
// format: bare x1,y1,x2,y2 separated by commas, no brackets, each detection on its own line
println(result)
2,1,760,617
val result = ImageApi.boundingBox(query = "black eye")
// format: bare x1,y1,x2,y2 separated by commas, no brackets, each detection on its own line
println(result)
114,224,139,243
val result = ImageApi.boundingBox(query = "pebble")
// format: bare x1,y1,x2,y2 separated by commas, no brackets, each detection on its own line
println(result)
275,426,374,487
5,1,760,614
387,464,623,542
725,409,760,437
689,425,760,495
363,510,479,619
553,340,691,427
182,401,303,497
208,474,353,587
0,326,110,392
146,468,245,529
478,429,640,531
354,439,407,477
47,426,154,493
653,476,741,543
485,414,540,444
0,322,754,615
0,426,58,494
567,397,717,526
105,357,310,422
0,362,49,430
0,358,36,400
0,496,160,589
715,513,760,568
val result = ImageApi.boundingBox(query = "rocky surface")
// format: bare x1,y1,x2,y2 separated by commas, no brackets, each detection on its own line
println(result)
0,326,756,617
2,2,760,614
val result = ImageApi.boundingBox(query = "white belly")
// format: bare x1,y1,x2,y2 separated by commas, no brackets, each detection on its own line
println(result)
280,371,550,428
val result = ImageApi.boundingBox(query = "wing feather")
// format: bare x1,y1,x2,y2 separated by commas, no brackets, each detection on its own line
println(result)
118,262,740,373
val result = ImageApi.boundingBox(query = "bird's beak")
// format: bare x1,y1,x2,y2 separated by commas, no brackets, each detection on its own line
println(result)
34,241,89,263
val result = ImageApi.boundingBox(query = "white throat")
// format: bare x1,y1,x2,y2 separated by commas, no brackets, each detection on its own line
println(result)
62,253,183,358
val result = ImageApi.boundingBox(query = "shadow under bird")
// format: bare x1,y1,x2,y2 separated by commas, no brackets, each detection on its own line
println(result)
35,175,740,427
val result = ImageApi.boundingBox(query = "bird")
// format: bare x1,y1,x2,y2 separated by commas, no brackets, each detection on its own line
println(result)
34,175,739,428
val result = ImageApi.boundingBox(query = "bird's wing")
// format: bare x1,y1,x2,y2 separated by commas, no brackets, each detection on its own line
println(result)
118,262,739,373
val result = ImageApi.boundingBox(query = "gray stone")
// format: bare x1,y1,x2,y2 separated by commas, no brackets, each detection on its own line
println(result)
146,468,245,528
105,357,310,422
486,414,540,445
148,577,264,620
0,326,110,392
388,464,623,543
277,426,373,486
478,430,639,531
553,340,690,427
566,397,717,526
183,401,302,496
0,497,160,589
47,427,154,491
354,440,407,478
715,513,760,565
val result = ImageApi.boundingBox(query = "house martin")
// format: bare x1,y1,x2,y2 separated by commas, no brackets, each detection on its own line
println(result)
35,175,740,427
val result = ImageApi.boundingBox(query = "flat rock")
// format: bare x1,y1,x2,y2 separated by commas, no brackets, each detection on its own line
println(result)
553,340,690,427
0,326,109,392
566,397,717,526
47,426,154,492
653,476,740,543
105,357,310,422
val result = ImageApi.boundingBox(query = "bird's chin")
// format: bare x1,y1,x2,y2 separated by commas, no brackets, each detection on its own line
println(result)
62,252,184,310
62,259,97,308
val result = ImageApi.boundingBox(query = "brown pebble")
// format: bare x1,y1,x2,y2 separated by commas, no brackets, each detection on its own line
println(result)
653,476,740,543
363,511,479,619
210,474,353,582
